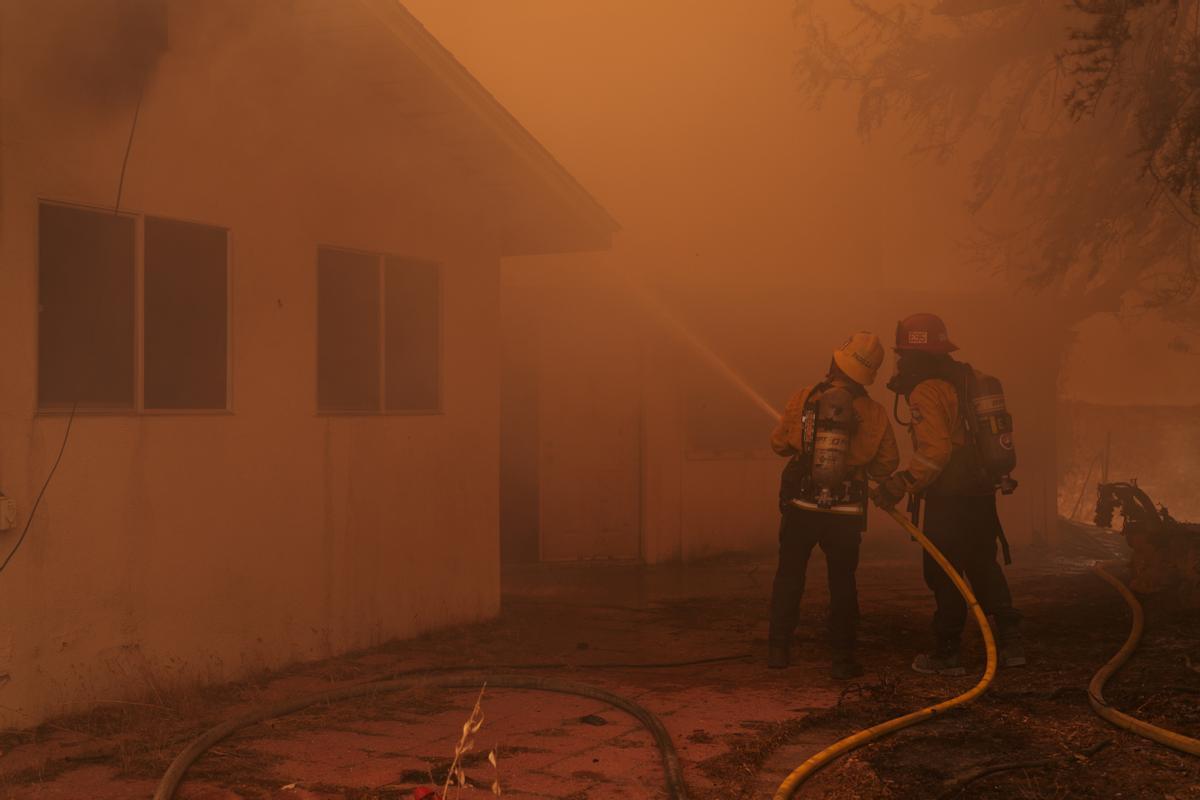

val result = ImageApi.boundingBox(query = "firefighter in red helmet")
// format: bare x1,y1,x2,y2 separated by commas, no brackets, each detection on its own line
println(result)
872,313,1025,675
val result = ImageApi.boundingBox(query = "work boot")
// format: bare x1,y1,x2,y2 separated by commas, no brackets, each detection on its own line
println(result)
998,639,1027,668
912,642,966,676
831,652,864,680
768,644,790,669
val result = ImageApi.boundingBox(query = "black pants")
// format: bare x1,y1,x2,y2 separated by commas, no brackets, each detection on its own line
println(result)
768,507,862,653
922,494,1021,646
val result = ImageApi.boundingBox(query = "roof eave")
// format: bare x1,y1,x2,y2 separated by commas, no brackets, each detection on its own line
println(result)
361,0,620,248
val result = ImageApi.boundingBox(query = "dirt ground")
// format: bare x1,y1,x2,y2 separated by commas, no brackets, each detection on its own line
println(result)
0,537,1197,800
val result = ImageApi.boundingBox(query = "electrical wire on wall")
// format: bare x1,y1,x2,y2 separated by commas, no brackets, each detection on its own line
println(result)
3,59,151,582
115,83,146,214
2,70,148,576
0,403,77,578
0,47,142,578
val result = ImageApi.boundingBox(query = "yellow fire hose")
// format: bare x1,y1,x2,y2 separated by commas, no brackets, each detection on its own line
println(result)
1088,562,1200,757
773,507,998,799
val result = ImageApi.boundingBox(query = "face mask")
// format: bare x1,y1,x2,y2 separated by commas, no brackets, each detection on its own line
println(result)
886,352,926,397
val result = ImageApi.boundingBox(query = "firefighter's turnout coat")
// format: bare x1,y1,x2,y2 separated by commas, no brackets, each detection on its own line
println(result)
898,372,992,496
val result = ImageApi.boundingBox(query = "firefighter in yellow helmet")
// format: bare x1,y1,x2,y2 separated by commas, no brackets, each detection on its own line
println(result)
768,332,899,679
871,313,1024,675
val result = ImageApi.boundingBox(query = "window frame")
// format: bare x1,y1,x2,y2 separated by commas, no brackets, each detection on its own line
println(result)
315,244,443,417
34,198,234,417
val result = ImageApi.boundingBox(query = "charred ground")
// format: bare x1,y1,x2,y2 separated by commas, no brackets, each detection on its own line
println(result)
0,548,1196,799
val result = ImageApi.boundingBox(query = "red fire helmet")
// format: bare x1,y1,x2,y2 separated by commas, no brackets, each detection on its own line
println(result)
894,313,959,353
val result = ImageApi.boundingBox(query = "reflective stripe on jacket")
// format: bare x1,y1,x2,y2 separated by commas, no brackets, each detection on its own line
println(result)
770,378,900,481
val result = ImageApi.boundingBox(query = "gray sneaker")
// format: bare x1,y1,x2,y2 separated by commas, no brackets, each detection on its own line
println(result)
912,651,967,676
998,641,1027,668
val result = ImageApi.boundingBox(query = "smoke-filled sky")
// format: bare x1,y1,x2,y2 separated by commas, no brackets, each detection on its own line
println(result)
405,0,1200,405
406,0,978,289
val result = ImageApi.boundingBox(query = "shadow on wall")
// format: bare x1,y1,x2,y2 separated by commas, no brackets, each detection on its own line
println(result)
1058,401,1200,523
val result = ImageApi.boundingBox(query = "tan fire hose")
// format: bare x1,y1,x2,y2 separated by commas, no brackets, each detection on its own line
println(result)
773,506,998,799
1089,561,1200,756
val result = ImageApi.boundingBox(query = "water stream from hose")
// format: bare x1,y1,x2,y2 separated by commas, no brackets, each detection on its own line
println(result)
621,278,783,422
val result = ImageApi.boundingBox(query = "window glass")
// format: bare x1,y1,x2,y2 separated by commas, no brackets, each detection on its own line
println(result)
38,203,136,409
144,217,228,409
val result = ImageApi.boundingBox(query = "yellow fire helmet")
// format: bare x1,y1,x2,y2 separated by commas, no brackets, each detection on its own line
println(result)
833,331,885,386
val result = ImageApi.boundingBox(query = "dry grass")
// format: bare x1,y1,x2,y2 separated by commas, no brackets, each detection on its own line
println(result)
434,684,501,800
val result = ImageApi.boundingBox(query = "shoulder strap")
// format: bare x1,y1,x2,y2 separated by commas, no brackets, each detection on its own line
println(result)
952,362,975,436
805,379,833,411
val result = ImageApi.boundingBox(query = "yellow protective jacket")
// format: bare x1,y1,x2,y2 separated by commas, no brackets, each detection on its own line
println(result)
899,376,972,494
771,378,900,481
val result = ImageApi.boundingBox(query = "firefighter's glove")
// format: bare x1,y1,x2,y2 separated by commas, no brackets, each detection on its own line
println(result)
871,474,907,510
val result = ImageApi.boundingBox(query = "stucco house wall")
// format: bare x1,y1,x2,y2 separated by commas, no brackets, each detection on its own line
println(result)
0,0,613,726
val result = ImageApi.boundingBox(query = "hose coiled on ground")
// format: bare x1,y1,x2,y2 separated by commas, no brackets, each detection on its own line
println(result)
1089,562,1200,757
153,671,690,800
773,507,998,799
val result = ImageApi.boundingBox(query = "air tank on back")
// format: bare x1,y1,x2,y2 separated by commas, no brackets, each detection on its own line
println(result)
968,371,1018,494
811,386,855,508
